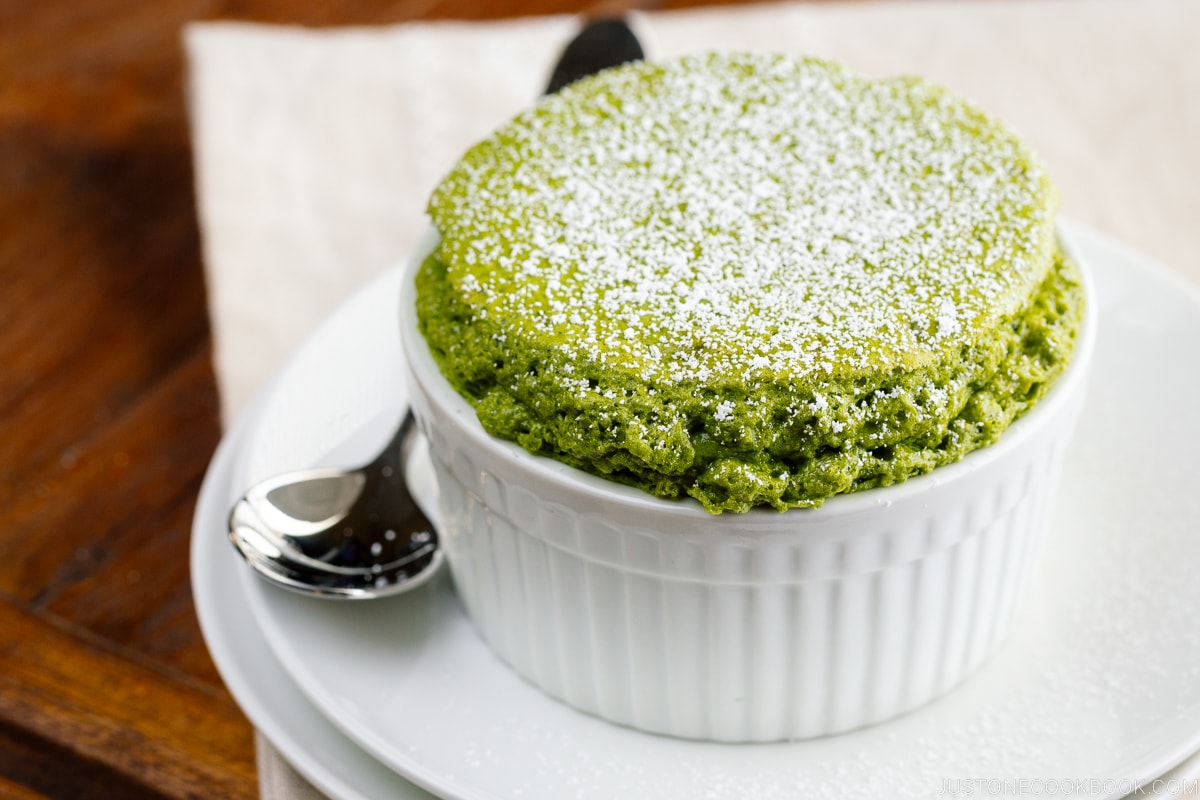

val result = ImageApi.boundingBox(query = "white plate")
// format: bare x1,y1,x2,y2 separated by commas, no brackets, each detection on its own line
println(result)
196,222,1200,800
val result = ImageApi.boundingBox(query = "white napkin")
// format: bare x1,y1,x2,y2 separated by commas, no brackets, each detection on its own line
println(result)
186,2,1200,797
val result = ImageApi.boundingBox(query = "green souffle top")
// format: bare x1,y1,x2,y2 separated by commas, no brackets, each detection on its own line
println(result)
417,51,1084,513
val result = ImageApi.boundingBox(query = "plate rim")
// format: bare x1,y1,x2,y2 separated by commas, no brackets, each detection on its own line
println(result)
191,318,438,800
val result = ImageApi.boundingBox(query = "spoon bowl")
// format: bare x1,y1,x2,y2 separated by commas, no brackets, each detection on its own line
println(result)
228,412,442,598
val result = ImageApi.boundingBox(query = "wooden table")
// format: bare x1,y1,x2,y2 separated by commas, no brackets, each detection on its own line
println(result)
1,1,753,797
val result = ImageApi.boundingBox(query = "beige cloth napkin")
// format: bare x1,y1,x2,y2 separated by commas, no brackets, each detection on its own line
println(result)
186,1,1200,797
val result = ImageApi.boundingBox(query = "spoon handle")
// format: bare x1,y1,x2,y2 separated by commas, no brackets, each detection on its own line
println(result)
544,18,643,95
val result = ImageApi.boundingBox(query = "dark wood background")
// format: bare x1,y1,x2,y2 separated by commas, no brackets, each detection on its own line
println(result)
0,1,769,797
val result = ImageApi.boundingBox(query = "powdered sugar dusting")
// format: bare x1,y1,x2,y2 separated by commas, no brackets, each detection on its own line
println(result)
430,52,1057,386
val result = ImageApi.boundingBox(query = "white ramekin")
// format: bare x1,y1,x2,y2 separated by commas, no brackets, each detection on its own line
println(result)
399,228,1097,743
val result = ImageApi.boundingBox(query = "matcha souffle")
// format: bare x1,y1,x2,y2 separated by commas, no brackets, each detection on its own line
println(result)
416,52,1084,514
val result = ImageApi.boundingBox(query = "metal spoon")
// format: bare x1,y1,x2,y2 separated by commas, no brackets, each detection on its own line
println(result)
227,17,643,599
229,411,440,598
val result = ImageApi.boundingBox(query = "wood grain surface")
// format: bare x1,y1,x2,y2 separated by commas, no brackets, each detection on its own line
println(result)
0,1,776,797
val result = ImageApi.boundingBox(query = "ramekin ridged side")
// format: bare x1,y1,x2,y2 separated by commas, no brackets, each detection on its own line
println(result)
400,228,1096,742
